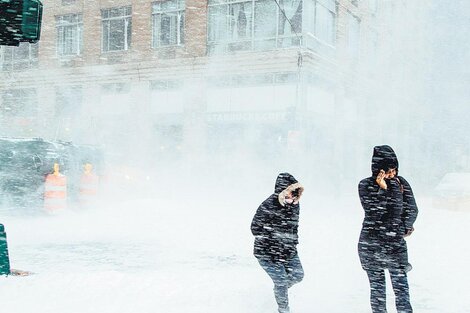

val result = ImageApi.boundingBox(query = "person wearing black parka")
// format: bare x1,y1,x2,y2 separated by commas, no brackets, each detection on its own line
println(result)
358,145,419,313
251,173,305,313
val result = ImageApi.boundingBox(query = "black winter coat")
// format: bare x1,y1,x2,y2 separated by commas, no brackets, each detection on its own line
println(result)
358,145,419,272
251,173,301,263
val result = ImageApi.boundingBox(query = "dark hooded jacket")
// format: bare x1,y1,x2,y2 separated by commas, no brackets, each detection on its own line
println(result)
358,145,419,272
251,173,301,263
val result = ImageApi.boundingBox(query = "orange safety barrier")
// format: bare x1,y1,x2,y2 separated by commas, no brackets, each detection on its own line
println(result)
44,173,67,211
79,172,99,203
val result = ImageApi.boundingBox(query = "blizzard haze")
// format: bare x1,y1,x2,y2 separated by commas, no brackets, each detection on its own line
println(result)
1,0,469,312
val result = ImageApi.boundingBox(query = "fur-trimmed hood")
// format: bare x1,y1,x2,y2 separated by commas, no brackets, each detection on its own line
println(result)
278,182,304,207
274,173,304,206
274,173,298,194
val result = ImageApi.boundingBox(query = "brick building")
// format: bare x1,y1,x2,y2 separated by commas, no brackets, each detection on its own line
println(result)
0,0,418,170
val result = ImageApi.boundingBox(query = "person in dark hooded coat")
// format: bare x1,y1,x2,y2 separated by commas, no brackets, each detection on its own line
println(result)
358,145,418,313
251,173,304,313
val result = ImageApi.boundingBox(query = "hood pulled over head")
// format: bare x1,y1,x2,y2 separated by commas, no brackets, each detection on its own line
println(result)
371,145,399,177
274,173,304,206
274,173,298,194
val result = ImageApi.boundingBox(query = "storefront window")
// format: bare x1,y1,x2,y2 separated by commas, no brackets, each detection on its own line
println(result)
208,0,302,54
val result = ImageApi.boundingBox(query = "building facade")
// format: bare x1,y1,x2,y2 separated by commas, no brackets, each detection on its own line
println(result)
0,0,416,174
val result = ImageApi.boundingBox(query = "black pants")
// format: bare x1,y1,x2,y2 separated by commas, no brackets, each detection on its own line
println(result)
258,255,304,313
366,269,412,313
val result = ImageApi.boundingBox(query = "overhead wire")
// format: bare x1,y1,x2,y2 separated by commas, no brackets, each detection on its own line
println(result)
271,0,303,68
272,0,303,46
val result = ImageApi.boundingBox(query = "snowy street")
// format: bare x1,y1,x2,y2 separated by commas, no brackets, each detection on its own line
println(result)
1,1,469,312
1,194,468,313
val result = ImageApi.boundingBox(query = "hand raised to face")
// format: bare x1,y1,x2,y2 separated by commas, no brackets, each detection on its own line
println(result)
376,170,388,190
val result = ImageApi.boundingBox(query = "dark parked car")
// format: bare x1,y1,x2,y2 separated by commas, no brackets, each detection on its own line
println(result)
0,137,103,212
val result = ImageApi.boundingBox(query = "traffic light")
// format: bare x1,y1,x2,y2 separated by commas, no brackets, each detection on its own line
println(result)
0,0,43,46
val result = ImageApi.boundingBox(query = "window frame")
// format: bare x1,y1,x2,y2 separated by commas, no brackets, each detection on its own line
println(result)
0,43,39,72
304,0,337,48
152,0,186,48
56,13,84,57
101,6,133,53
207,0,303,54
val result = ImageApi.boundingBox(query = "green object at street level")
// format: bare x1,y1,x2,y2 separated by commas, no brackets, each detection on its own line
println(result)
0,224,11,275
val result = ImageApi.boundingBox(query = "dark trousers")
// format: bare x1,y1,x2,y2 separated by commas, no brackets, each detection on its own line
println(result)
366,269,413,313
258,254,304,313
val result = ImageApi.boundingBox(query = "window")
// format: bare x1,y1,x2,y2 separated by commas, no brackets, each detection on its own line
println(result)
208,0,254,53
150,80,182,90
208,0,302,54
101,83,131,94
305,0,336,46
56,14,83,56
207,72,296,88
348,14,361,58
276,0,302,47
101,6,132,52
55,86,82,117
152,0,185,48
0,43,39,71
1,89,37,117
254,0,276,50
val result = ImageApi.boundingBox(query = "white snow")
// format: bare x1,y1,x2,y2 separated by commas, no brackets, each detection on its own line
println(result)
1,192,469,313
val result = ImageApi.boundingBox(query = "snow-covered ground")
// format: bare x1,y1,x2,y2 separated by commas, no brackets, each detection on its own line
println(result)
1,189,469,313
